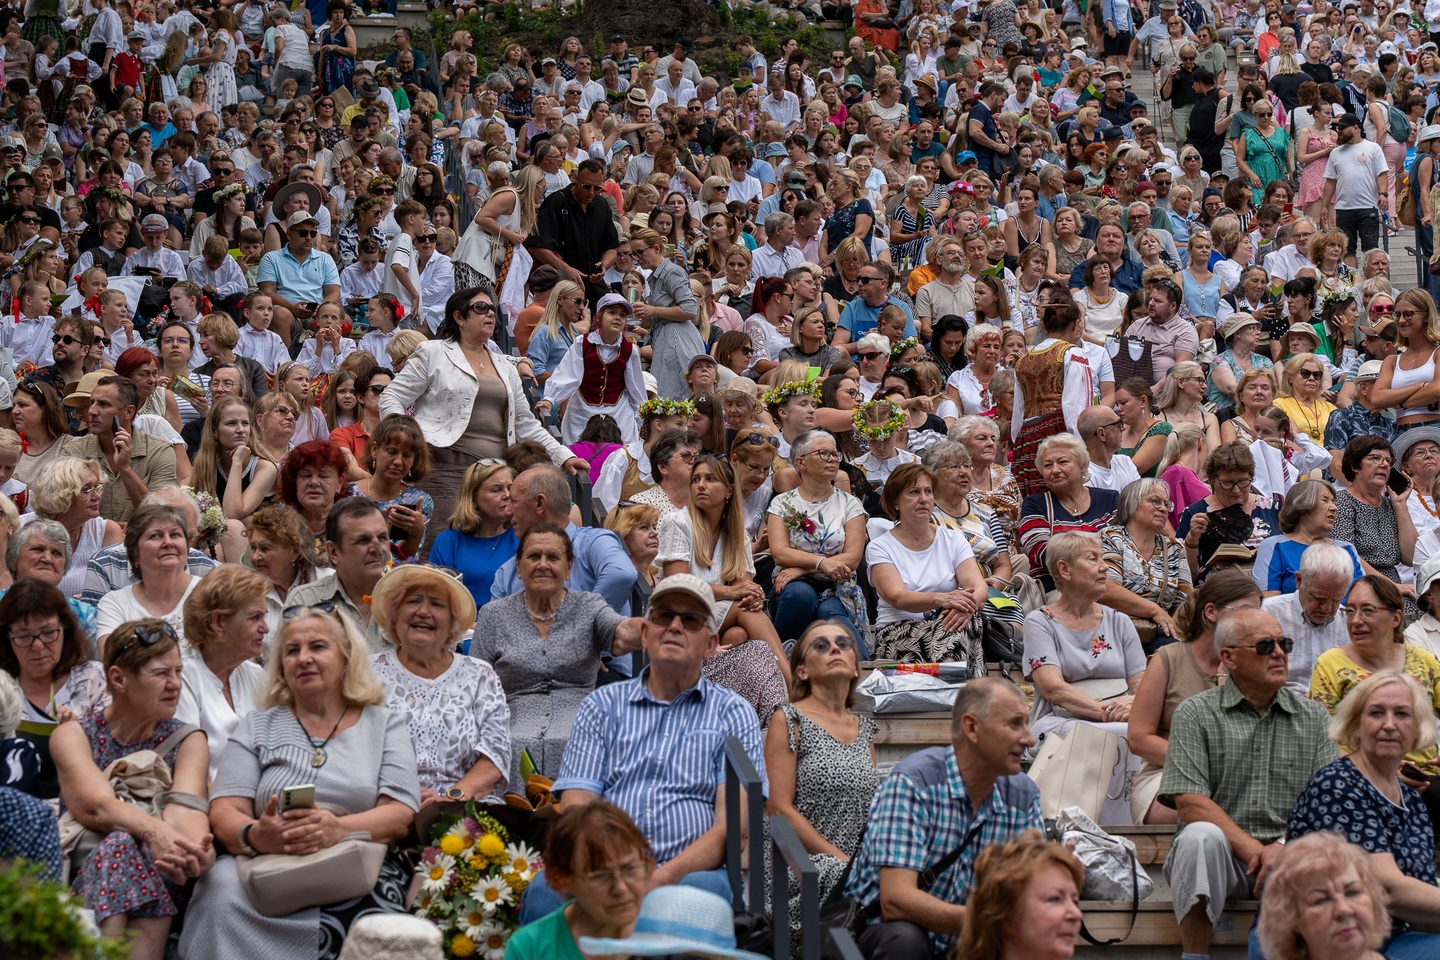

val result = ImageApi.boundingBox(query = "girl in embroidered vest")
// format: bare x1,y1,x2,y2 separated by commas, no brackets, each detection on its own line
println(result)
534,293,647,447
1012,299,1095,498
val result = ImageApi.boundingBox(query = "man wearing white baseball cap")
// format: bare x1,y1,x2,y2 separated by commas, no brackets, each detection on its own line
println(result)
1323,359,1398,476
1406,554,1440,655
518,573,766,923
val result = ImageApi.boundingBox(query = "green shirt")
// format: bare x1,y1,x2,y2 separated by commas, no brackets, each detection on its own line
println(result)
1159,682,1339,844
504,904,585,960
936,56,964,81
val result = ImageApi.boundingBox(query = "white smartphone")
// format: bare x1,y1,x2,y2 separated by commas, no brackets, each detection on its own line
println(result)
279,783,315,813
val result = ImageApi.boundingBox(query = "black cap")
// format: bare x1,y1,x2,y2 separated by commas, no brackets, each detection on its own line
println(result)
1334,112,1362,128
611,33,626,42
944,36,961,46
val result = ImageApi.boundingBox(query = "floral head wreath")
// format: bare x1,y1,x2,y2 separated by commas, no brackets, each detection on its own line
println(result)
639,397,694,419
16,239,56,271
213,181,247,203
1316,283,1355,313
352,195,387,217
97,185,128,206
889,336,919,359
369,175,396,193
853,399,907,440
761,379,821,408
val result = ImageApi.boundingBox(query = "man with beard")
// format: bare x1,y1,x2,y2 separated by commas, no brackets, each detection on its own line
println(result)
1321,113,1388,262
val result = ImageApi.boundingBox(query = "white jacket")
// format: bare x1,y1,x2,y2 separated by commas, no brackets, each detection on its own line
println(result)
379,338,575,463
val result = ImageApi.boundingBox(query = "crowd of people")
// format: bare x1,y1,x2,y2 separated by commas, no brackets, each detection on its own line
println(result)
0,0,1440,957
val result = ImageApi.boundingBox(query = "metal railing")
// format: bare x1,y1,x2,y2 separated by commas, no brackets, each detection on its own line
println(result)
770,817,821,960
825,927,866,960
723,735,766,917
567,470,597,529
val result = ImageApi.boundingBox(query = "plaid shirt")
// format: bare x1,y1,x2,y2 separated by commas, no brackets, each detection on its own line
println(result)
844,746,1042,955
1159,682,1339,844
1323,400,1398,454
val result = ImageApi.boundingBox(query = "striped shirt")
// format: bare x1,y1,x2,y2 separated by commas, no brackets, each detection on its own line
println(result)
844,746,1043,956
80,545,219,606
1017,487,1120,591
553,672,767,865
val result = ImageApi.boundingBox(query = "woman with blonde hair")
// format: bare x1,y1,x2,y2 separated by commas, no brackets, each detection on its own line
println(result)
954,830,1086,960
1156,361,1222,452
1257,833,1395,960
606,498,662,614
1273,352,1337,446
455,163,544,292
192,395,278,522
1220,366,1280,444
1370,288,1440,431
1156,422,1212,529
527,278,587,381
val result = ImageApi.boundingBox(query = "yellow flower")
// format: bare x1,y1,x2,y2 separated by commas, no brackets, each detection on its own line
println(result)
477,834,505,858
439,835,466,857
450,933,477,957
467,855,487,871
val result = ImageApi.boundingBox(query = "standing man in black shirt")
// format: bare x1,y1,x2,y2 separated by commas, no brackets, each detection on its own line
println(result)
527,158,618,304
1183,67,1225,174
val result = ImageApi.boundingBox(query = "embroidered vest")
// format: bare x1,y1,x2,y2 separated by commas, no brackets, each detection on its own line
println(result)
578,336,633,406
1015,340,1072,418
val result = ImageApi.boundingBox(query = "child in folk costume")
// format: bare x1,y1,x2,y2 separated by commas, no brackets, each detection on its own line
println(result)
1011,299,1095,497
534,292,647,446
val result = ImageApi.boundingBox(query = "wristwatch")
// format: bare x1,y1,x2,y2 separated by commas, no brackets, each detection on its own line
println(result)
238,821,259,857
445,787,466,801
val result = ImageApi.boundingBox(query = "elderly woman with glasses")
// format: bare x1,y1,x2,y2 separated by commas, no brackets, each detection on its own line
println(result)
630,429,702,522
473,524,642,793
51,619,213,960
1333,437,1418,612
30,456,122,598
180,603,420,960
1100,478,1193,646
1177,441,1282,580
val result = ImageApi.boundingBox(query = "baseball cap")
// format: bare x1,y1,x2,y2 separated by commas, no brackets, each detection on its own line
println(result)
955,150,978,163
141,214,169,232
1335,112,1363,129
649,573,717,626
284,210,319,229
594,291,633,316
127,29,144,40
688,353,718,370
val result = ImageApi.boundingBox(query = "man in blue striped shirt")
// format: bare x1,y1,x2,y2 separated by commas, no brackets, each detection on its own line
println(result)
844,678,1043,959
518,574,766,923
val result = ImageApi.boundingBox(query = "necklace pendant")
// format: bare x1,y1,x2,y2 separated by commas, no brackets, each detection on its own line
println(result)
312,747,327,768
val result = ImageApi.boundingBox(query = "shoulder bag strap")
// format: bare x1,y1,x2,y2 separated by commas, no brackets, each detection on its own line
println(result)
155,723,203,761
917,817,987,891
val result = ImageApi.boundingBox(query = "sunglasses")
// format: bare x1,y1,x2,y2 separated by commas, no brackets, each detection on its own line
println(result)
1297,368,1323,380
1371,303,1395,315
162,336,191,345
51,334,84,346
1231,636,1294,657
283,601,339,619
94,334,111,346
291,228,318,238
806,633,856,654
418,233,438,243
857,351,884,361
112,620,180,654
647,606,709,631
741,433,781,448
467,300,496,316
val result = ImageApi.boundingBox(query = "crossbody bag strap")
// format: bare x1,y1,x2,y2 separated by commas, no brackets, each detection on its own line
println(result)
917,818,987,892
155,723,203,761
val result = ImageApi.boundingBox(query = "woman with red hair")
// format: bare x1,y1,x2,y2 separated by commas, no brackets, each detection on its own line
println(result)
744,275,795,379
114,346,182,435
278,439,355,546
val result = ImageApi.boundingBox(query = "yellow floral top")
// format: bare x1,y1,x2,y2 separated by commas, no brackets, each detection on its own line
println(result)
1309,645,1440,764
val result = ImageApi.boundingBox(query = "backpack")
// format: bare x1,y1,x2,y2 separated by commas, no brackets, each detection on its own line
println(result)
1388,103,1412,145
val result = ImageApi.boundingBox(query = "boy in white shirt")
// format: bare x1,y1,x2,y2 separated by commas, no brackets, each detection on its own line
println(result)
340,237,384,316
381,198,425,326
358,293,399,367
235,291,291,371
186,234,248,309
124,215,187,279
3,282,56,370
296,302,355,376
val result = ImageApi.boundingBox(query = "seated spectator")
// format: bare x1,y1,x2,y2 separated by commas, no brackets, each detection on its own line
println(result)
1079,404,1141,494
593,399,695,515
952,415,1022,556
285,498,391,653
606,499,663,617
868,462,987,665
1253,479,1364,595
521,575,765,921
1333,436,1419,614
353,414,435,562
94,503,202,650
952,830,1086,960
177,564,270,785
473,523,642,790
766,619,882,940
1286,671,1440,955
920,441,1015,584
504,801,652,960
1177,441,1281,581
3,520,101,639
1218,366,1278,446
1257,833,1396,960
630,428,702,521
1406,556,1440,659
1262,542,1355,695
180,604,420,958
51,619,212,959
854,398,921,489
1156,423,1213,529
843,677,1043,960
1113,378,1174,479
427,460,518,613
58,375,178,523
658,454,789,721
765,430,869,645
489,465,639,614
77,487,220,607
242,504,324,640
0,671,40,797
1018,435,1121,591
1128,570,1263,824
1101,477,1193,647
29,456,123,598
1158,608,1339,959
0,785,63,880
370,563,512,805
277,439,355,547
1323,360,1395,474
944,323,1004,417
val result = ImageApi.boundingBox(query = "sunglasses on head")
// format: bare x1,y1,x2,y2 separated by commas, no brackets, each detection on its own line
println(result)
741,432,781,448
113,621,179,653
283,601,339,620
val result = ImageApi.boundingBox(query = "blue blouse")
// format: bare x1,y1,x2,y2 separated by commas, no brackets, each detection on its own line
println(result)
526,322,577,376
429,527,520,613
1287,757,1436,937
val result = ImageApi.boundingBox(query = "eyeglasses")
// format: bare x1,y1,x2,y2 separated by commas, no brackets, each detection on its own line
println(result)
806,633,856,655
466,301,496,316
1214,477,1251,492
1346,604,1398,621
582,861,650,887
1297,368,1323,380
1229,636,1294,656
8,625,61,647
803,449,840,461
418,234,437,243
1396,309,1423,320
856,351,883,361
1362,453,1394,468
647,606,709,631
162,336,191,345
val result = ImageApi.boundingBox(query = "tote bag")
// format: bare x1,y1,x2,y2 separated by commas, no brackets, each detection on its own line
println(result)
1027,720,1130,822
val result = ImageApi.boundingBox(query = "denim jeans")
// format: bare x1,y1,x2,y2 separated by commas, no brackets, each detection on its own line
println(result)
518,867,733,925
771,581,865,657
269,64,313,101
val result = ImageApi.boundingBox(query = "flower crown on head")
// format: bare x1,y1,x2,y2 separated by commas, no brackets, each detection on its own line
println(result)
890,336,919,358
639,397,694,419
98,185,128,205
353,195,387,216
761,379,821,407
369,174,396,191
213,181,247,203
853,399,907,440
17,239,56,270
1316,283,1355,312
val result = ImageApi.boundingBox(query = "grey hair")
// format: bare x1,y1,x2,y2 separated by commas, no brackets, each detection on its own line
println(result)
1213,610,1248,656
921,441,971,472
379,147,404,164
6,519,73,576
965,322,1003,353
143,485,201,533
1045,530,1103,582
791,429,838,460
990,366,1016,397
1360,248,1391,271
764,211,794,235
948,414,999,445
1036,433,1090,480
0,670,20,739
167,96,194,114
1298,542,1358,587
904,174,929,194
514,465,572,518
1115,477,1171,525
856,332,891,355
286,162,315,180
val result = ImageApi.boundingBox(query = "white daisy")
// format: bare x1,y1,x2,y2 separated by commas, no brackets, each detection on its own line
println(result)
457,898,490,940
470,876,514,914
477,920,510,960
420,853,456,895
502,842,540,881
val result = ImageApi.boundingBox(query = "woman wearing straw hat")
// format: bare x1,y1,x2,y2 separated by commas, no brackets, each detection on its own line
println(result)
368,563,510,807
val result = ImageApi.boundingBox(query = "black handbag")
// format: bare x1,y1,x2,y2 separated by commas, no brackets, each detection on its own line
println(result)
817,819,985,958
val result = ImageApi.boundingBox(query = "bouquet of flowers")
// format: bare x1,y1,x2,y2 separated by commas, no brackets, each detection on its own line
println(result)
183,487,227,553
413,803,542,959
